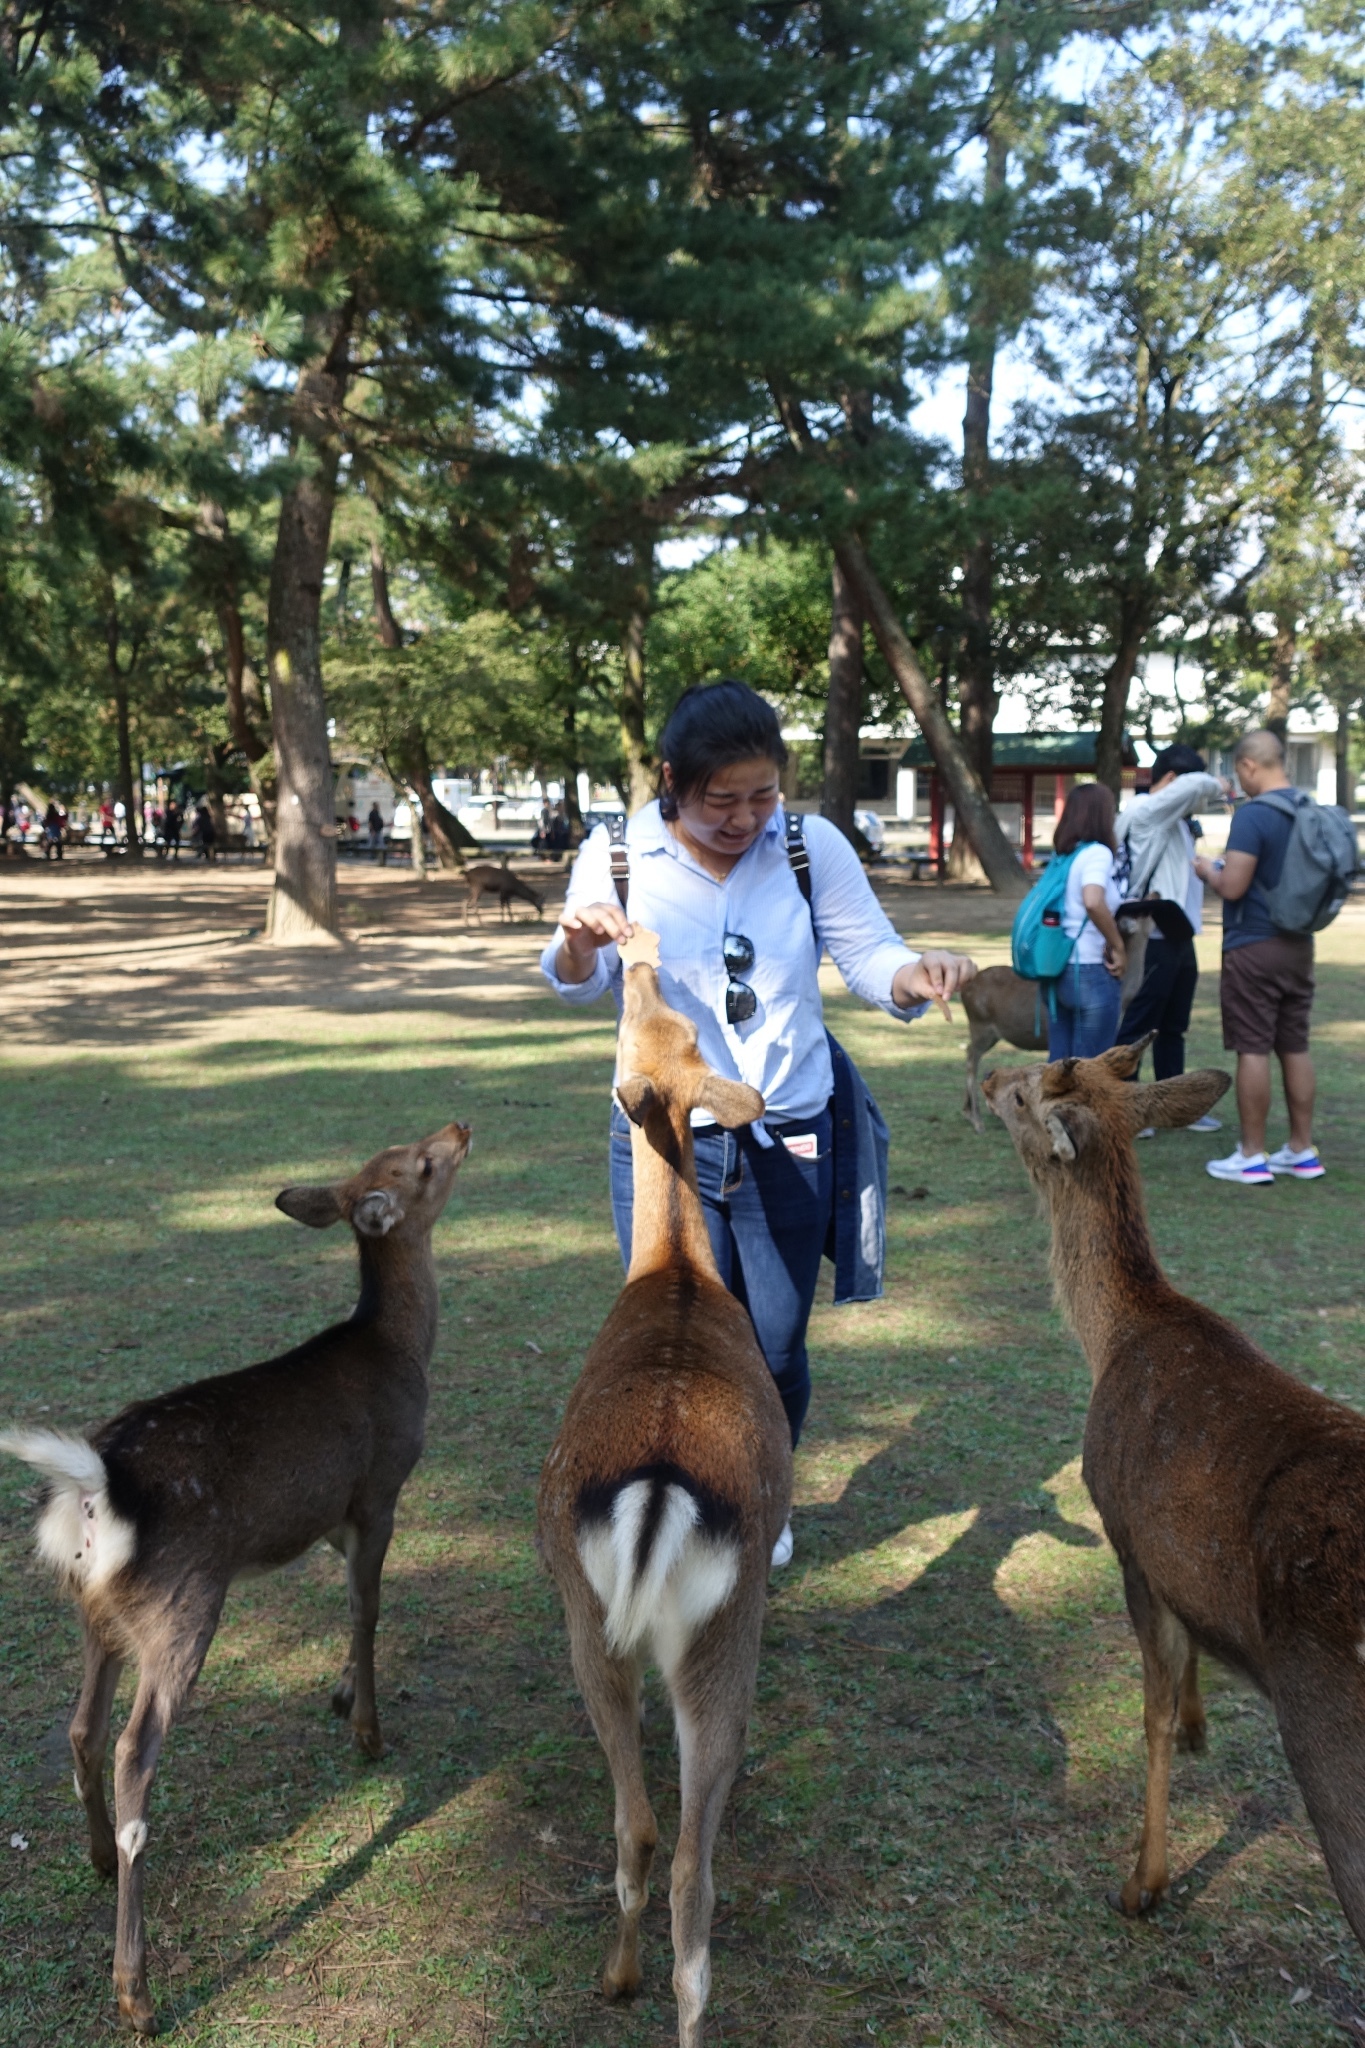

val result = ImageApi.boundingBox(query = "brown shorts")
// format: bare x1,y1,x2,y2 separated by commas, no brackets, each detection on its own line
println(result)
1220,934,1315,1056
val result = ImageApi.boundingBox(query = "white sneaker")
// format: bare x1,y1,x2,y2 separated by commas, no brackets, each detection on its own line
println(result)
1265,1144,1326,1180
1136,1126,1156,1140
1186,1115,1222,1133
1206,1147,1274,1185
770,1521,794,1571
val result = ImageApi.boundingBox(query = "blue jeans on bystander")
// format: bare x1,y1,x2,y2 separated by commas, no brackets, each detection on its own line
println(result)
609,1103,832,1446
1049,959,1122,1061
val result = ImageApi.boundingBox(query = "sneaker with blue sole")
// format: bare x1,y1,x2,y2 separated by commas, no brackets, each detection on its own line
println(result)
1206,1147,1274,1185
1266,1144,1326,1180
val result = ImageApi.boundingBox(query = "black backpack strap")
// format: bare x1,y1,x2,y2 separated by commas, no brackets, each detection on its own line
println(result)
785,811,821,947
785,810,813,907
606,815,629,909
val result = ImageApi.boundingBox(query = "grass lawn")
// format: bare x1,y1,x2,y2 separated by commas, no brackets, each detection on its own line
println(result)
1,860,1363,2047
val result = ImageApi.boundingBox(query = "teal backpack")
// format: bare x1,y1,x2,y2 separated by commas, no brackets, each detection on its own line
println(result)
1011,849,1081,1009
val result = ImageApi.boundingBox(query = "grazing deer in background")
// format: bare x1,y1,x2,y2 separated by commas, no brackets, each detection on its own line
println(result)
463,856,544,925
985,1041,1365,1941
961,915,1152,1131
0,1121,471,2035
538,942,792,2048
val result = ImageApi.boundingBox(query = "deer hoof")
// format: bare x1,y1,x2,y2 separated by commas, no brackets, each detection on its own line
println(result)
1176,1721,1207,1754
331,1672,356,1718
353,1722,384,1761
1110,1882,1160,1918
602,1957,642,2001
117,1983,159,2035
91,1838,118,1881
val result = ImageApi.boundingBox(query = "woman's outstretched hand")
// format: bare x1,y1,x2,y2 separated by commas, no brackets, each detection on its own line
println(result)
556,900,634,983
894,950,977,1023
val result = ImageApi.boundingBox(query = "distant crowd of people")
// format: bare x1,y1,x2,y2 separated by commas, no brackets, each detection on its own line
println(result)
1028,727,1350,1185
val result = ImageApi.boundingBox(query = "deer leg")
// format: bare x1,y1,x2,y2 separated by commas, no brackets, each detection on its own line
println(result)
1176,1649,1206,1753
333,1513,394,1758
111,1610,217,2033
569,1621,656,2000
1117,1567,1188,1916
70,1619,123,1877
670,1688,749,2048
963,1024,997,1133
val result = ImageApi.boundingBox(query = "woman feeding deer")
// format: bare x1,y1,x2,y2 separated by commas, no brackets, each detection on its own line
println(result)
540,679,976,1568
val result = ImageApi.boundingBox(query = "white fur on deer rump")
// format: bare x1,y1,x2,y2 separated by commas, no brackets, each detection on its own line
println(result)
0,1430,136,1591
578,1476,739,1674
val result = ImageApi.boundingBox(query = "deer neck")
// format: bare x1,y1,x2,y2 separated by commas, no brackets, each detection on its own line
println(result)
625,1107,721,1282
1038,1152,1170,1383
353,1235,439,1366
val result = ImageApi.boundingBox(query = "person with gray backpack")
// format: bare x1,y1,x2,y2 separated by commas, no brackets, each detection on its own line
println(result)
1196,729,1359,1185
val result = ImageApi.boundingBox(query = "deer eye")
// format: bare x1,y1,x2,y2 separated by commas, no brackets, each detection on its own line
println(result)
420,1156,433,1180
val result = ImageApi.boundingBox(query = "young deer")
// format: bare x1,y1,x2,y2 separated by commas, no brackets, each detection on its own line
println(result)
538,953,792,2048
984,1042,1365,1940
0,1119,470,2035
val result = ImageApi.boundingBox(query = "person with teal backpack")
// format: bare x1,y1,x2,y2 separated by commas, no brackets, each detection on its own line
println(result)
1012,782,1127,1056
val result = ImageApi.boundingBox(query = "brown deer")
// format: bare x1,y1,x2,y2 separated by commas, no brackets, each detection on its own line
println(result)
463,856,544,925
537,946,792,2048
961,915,1153,1131
984,1041,1365,1941
0,1120,471,2035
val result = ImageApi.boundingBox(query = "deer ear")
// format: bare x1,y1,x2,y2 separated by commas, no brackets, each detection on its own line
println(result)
617,1076,656,1126
276,1184,344,1229
1128,1069,1231,1132
1043,1110,1078,1162
1040,1058,1080,1097
351,1188,404,1237
694,1076,765,1129
1098,1035,1152,1079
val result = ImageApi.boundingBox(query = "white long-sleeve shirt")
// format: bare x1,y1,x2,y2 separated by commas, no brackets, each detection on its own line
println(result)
539,803,926,1121
1117,772,1225,938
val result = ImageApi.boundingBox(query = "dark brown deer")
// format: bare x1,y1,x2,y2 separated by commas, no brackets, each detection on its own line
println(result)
984,1041,1365,1940
538,946,792,2048
463,856,544,925
0,1120,471,2035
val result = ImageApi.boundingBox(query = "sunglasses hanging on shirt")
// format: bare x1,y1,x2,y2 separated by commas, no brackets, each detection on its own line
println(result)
723,930,757,1025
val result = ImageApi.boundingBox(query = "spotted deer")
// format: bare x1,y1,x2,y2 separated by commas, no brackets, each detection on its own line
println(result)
537,951,792,2048
0,1120,470,2034
985,1041,1365,1942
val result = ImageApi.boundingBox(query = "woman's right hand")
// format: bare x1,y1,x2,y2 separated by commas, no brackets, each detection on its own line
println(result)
556,901,634,981
1104,936,1127,979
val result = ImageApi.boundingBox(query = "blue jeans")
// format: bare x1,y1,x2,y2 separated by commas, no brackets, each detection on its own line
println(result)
609,1104,833,1447
1050,960,1121,1060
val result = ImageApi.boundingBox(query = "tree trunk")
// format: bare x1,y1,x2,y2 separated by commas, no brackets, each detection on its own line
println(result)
265,333,350,944
821,554,863,840
620,543,655,814
404,740,475,870
406,785,427,878
562,696,584,836
107,614,142,859
370,539,403,650
1267,614,1295,736
957,115,1007,797
1095,619,1146,796
835,534,1023,894
219,600,269,763
1337,697,1356,811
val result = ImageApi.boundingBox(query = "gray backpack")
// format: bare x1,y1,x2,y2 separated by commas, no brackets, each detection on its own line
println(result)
1255,788,1359,934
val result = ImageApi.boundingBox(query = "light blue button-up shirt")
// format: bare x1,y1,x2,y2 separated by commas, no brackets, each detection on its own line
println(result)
539,803,926,1122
